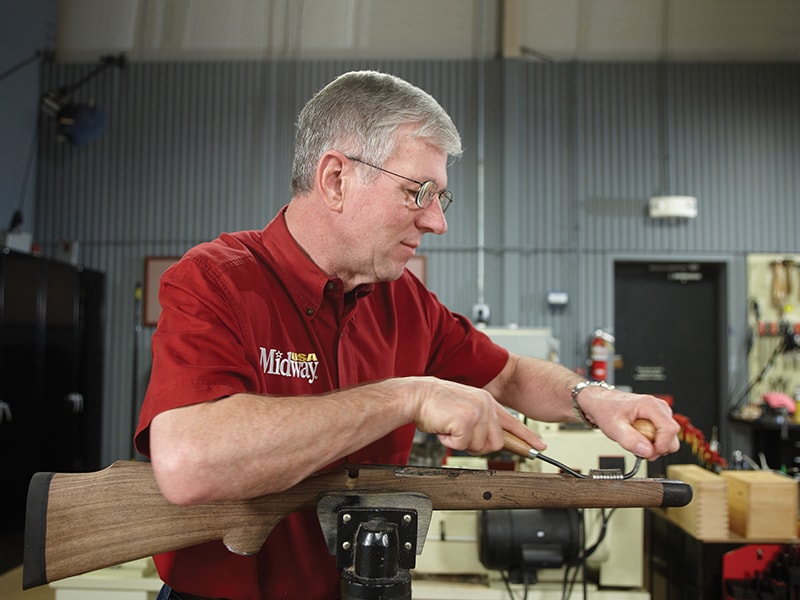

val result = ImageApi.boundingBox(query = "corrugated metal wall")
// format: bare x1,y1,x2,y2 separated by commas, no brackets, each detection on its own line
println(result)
501,60,797,405
35,59,799,463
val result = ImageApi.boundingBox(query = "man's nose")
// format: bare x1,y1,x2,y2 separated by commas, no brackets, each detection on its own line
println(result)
417,200,448,235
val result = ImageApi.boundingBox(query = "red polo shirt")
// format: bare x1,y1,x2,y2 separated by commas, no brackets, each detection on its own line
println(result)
135,206,508,600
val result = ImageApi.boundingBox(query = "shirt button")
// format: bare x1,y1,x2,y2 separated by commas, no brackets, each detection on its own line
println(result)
326,282,336,291
306,307,314,316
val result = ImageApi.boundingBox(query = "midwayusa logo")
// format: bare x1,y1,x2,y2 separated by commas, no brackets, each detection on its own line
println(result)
259,347,319,384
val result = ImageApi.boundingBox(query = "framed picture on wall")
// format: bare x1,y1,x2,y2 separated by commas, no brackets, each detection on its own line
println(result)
144,256,180,326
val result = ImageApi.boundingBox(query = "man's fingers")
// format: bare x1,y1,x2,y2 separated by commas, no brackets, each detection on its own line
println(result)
499,411,545,452
415,380,545,457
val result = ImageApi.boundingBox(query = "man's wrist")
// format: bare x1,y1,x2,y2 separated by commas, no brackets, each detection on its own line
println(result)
570,380,614,428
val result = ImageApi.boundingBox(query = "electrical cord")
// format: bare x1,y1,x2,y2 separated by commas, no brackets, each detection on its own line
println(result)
17,115,40,217
582,508,615,559
730,337,785,412
561,508,616,600
499,507,617,599
500,570,531,600
560,510,583,599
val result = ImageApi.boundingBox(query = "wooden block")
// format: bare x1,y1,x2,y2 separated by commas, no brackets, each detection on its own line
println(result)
720,470,799,539
666,464,729,540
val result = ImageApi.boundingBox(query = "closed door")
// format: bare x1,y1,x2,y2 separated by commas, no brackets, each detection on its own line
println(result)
614,261,724,476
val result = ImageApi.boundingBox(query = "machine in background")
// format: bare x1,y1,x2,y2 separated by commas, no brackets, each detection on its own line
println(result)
410,328,649,596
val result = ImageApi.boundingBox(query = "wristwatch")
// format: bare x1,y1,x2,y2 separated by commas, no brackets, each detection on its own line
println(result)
570,380,615,429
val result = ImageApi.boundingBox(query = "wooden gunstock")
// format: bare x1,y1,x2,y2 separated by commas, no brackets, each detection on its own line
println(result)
24,461,692,589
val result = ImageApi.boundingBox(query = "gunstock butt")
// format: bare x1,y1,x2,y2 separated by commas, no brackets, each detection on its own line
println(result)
23,471,54,590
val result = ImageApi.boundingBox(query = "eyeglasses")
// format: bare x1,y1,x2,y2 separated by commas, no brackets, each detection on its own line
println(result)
347,156,453,214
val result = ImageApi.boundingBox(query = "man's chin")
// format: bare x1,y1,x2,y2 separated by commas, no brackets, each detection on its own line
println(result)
378,264,408,282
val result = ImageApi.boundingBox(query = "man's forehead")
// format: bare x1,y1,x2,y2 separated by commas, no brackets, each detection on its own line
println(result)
387,140,448,181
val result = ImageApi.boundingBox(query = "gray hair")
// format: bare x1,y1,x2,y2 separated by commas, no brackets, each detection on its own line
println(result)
291,70,463,194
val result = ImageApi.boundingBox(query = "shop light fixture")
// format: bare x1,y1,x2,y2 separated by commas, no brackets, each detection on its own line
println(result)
648,195,698,219
649,1,697,222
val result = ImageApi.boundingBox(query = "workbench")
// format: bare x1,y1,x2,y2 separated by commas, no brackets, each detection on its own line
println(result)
645,508,800,600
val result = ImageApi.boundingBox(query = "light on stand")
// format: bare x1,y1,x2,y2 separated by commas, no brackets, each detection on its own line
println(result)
39,53,126,147
42,92,107,147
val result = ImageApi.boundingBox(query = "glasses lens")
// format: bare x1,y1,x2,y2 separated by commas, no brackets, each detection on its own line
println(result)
413,181,452,213
415,181,436,209
439,190,453,213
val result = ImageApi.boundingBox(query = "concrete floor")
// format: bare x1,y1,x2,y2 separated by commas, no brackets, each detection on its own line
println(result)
0,566,54,600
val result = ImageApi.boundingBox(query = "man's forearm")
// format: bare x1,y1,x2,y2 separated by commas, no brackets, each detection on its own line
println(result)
487,353,585,423
488,353,680,459
149,378,419,504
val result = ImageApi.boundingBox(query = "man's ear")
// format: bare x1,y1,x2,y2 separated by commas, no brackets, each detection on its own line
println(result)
316,151,349,213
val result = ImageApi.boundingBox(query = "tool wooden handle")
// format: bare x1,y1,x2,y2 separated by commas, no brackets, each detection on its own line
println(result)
772,260,787,309
632,418,656,441
503,430,535,458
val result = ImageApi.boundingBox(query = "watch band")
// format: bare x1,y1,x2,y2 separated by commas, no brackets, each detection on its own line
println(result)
570,380,614,429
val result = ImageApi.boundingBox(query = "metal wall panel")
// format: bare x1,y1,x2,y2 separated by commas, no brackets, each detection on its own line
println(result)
502,61,799,371
34,59,800,463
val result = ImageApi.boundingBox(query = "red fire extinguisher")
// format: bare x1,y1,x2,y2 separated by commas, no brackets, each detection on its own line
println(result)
589,329,613,381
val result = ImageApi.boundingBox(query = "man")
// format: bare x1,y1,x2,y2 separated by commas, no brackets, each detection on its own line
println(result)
136,70,679,600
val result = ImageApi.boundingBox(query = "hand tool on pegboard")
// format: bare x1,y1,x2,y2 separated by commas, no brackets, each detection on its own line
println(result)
784,258,795,298
796,262,800,302
771,258,788,316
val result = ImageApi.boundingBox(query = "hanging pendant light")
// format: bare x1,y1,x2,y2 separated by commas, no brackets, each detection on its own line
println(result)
649,0,697,220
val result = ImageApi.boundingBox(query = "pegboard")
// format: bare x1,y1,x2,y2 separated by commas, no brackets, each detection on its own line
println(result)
744,253,800,408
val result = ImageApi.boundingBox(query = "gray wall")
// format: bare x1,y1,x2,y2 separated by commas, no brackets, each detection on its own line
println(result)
32,59,800,463
0,0,56,232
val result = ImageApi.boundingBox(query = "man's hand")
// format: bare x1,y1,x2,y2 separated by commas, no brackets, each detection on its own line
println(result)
408,377,544,456
576,387,680,459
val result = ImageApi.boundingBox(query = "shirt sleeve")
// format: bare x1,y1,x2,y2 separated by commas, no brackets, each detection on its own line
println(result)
400,272,509,388
135,254,258,456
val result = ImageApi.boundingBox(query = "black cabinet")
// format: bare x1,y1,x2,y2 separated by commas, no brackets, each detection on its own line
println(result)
0,249,104,532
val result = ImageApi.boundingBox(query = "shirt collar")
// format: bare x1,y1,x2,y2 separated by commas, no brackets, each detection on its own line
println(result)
261,206,374,316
